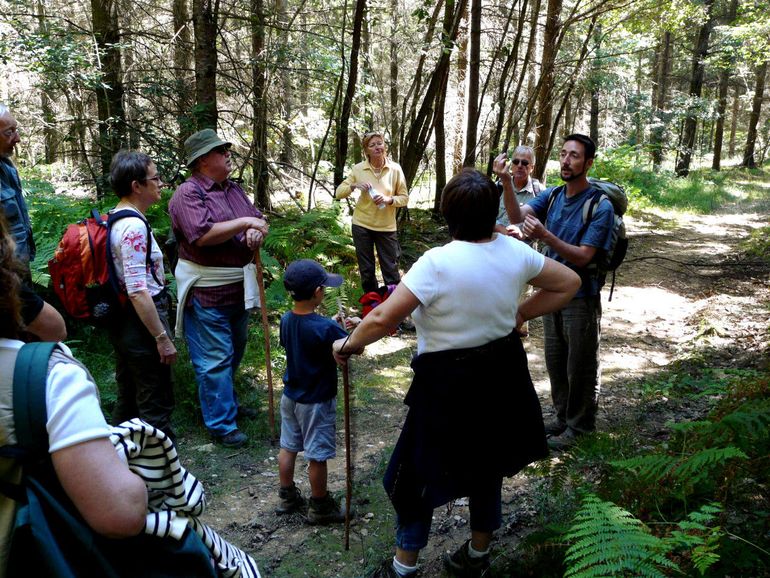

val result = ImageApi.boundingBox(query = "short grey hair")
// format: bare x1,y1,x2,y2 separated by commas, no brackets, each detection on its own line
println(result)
512,145,535,166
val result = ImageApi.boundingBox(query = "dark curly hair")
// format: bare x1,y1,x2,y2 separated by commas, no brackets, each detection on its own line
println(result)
0,210,25,339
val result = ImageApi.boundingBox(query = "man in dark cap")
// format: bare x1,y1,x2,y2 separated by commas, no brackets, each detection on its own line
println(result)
169,128,269,448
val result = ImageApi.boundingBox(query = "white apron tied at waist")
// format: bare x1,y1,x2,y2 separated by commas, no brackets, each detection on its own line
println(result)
174,258,259,335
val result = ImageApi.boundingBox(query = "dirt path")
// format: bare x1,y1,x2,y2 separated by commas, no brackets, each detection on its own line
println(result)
176,194,770,577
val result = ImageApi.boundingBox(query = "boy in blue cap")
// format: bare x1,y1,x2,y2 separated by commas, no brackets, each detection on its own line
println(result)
276,259,361,524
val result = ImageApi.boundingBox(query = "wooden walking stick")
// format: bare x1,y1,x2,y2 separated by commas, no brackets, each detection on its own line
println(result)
254,250,276,441
337,297,353,550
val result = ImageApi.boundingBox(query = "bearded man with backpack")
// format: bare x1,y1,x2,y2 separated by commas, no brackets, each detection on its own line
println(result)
494,134,613,451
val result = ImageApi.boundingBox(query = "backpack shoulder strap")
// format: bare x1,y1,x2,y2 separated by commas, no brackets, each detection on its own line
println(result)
13,342,57,454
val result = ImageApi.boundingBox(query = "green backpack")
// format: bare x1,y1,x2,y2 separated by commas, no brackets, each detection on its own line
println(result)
0,342,217,578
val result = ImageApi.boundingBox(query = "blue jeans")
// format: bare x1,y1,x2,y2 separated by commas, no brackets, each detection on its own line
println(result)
395,479,503,552
184,298,249,436
543,295,602,433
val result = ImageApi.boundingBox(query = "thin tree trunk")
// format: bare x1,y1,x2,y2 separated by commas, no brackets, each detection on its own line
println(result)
334,0,367,188
173,0,194,155
251,0,269,208
192,0,219,129
91,0,125,196
650,31,672,171
589,24,601,145
389,0,399,160
533,0,561,182
741,59,768,169
712,0,738,170
452,7,468,174
728,83,740,157
462,0,481,167
277,0,293,166
521,0,540,139
36,0,56,163
675,0,716,177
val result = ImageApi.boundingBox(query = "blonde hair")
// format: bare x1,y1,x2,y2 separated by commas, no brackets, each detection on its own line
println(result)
361,131,385,161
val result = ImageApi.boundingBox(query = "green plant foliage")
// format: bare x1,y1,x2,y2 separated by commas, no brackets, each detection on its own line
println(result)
742,226,770,263
563,493,677,577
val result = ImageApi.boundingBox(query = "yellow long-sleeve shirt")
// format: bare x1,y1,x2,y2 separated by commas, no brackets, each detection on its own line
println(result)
335,159,409,232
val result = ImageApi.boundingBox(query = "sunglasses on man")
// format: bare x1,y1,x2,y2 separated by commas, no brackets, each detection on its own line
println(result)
511,159,530,167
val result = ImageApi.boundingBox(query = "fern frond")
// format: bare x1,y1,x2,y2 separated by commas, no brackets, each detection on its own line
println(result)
672,446,747,485
564,494,679,578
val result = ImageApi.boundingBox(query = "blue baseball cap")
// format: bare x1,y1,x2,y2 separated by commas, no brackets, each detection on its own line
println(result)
283,259,344,298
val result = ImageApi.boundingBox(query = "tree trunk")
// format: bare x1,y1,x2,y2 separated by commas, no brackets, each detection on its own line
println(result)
588,24,601,145
434,62,450,212
462,0,481,167
173,0,194,155
521,0,540,139
36,0,56,163
251,0,269,209
712,0,738,170
675,0,716,177
91,0,125,196
728,83,740,157
192,0,218,129
401,0,467,187
277,0,293,166
533,0,561,181
741,59,768,169
333,0,367,188
451,7,468,175
650,31,672,171
389,0,399,160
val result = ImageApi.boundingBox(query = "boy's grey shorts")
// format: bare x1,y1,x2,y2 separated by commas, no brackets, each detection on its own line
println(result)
279,394,337,461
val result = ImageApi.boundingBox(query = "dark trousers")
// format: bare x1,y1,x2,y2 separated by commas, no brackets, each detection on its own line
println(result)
108,299,175,437
543,295,602,433
351,224,401,293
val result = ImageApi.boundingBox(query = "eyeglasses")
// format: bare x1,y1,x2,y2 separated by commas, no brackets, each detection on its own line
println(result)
143,175,163,184
511,159,530,166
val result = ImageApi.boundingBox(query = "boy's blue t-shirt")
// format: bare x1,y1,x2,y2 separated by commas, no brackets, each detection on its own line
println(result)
279,311,349,404
527,185,614,298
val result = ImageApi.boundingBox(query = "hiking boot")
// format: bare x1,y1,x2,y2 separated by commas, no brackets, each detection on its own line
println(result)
213,429,248,448
547,427,582,452
443,540,491,577
275,484,307,515
544,419,567,436
307,493,353,525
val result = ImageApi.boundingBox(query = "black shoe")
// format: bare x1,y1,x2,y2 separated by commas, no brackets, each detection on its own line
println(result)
307,493,354,525
544,419,567,436
547,427,582,451
214,429,248,448
444,540,490,577
275,484,307,515
237,406,259,420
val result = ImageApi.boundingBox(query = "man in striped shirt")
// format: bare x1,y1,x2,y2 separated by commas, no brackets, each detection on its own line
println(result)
169,129,269,448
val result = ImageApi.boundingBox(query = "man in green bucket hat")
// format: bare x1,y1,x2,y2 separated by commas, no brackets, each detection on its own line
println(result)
169,128,269,448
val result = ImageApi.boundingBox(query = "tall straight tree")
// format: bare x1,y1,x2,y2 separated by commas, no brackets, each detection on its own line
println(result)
533,0,561,181
712,0,739,170
675,0,716,177
334,0,367,188
741,59,768,168
462,0,481,167
192,0,219,129
173,0,194,154
650,30,672,171
251,0,269,209
91,0,125,195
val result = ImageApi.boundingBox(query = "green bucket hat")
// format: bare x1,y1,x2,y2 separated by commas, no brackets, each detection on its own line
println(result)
184,128,232,167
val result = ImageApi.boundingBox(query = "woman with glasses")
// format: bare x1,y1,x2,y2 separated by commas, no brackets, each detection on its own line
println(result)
107,150,177,439
335,131,409,293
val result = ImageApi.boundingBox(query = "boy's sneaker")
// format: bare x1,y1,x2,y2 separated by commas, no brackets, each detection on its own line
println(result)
275,484,306,515
443,540,491,577
307,493,353,525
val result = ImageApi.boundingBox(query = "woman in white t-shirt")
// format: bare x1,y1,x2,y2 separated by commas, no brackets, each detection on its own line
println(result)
0,212,147,567
107,151,177,438
332,169,580,578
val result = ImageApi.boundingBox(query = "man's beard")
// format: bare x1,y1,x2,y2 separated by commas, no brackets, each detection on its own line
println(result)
561,166,585,182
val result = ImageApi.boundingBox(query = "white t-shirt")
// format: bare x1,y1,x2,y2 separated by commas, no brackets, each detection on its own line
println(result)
109,208,165,296
0,338,111,453
402,233,545,354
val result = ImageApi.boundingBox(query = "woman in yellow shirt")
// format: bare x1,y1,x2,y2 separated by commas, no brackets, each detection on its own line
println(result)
335,131,409,292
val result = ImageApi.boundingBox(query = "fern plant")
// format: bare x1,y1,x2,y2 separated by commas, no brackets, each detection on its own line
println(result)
563,494,677,577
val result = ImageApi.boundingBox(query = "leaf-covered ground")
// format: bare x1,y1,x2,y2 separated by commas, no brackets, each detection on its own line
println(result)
175,185,770,577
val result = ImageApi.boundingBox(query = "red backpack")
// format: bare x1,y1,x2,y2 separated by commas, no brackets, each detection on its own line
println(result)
48,209,155,325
